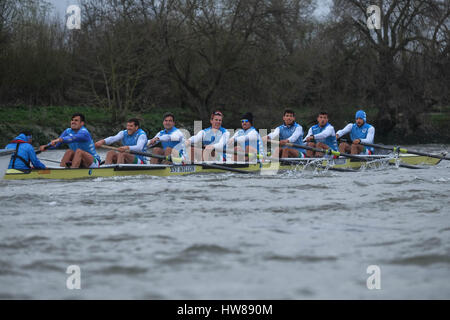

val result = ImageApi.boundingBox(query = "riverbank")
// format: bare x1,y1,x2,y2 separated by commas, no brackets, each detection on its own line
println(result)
1,105,449,147
0,105,195,147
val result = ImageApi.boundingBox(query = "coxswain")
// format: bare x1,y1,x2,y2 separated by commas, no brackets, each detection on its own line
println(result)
5,131,46,171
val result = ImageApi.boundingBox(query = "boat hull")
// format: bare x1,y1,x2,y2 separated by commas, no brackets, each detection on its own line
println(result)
2,154,441,180
3,163,263,180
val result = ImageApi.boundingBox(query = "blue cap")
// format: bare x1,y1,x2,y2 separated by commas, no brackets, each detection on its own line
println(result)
355,110,366,123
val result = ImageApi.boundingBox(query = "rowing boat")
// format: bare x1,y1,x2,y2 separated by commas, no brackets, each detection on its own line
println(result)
0,149,14,180
2,153,441,180
3,162,265,180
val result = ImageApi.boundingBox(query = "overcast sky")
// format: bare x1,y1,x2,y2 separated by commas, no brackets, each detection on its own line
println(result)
48,0,332,20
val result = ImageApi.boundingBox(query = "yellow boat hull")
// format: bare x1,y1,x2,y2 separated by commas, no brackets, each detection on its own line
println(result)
3,163,263,180
2,154,441,180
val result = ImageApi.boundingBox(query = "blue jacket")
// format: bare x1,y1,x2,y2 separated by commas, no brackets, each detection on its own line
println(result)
52,126,100,162
5,134,46,170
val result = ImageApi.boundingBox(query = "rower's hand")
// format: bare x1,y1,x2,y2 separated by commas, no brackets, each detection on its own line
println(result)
94,140,104,148
305,136,314,142
279,139,289,146
352,139,361,144
39,145,47,152
336,134,339,139
50,138,62,146
148,137,159,146
204,145,214,152
117,146,129,153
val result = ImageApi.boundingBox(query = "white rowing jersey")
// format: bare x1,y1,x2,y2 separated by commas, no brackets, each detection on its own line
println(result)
230,126,265,156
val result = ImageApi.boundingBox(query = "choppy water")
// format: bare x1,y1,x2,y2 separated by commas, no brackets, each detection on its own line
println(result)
0,145,449,299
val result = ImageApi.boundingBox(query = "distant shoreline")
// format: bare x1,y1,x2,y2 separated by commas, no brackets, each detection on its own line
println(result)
1,105,449,147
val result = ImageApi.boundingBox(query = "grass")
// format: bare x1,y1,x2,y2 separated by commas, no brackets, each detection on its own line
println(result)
0,105,110,127
0,105,198,146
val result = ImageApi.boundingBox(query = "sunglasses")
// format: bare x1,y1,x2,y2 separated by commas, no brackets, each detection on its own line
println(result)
241,119,249,123
213,112,223,116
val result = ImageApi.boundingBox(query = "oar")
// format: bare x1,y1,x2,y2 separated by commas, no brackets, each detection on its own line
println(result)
0,149,14,156
35,145,50,155
359,142,450,161
40,158,61,164
99,145,252,174
269,140,371,161
388,162,428,170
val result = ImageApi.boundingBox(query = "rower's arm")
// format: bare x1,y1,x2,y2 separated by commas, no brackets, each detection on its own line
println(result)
46,129,69,149
287,125,304,143
360,126,375,144
336,124,352,138
235,130,259,144
211,131,230,149
148,132,162,146
104,131,124,145
61,129,90,144
158,130,184,142
128,134,148,152
311,125,335,140
189,130,205,145
227,130,239,146
26,145,46,169
303,127,313,141
267,127,280,140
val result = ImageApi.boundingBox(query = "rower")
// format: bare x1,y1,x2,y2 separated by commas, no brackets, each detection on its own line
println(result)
336,109,375,155
227,112,264,162
147,113,185,164
40,113,101,168
185,110,229,162
304,111,338,157
95,118,148,164
5,131,46,171
262,109,306,158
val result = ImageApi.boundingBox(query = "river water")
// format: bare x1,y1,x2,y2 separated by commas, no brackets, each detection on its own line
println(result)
0,145,449,299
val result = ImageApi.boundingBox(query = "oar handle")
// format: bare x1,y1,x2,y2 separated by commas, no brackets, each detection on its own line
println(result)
35,145,50,155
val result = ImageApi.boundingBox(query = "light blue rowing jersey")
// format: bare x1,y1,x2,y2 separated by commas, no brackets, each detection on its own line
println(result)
278,122,305,153
311,123,338,151
122,128,148,162
201,127,228,146
233,126,264,156
155,126,185,156
350,123,374,152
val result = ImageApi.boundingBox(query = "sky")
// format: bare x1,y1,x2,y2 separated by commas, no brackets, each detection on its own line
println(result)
48,0,333,20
